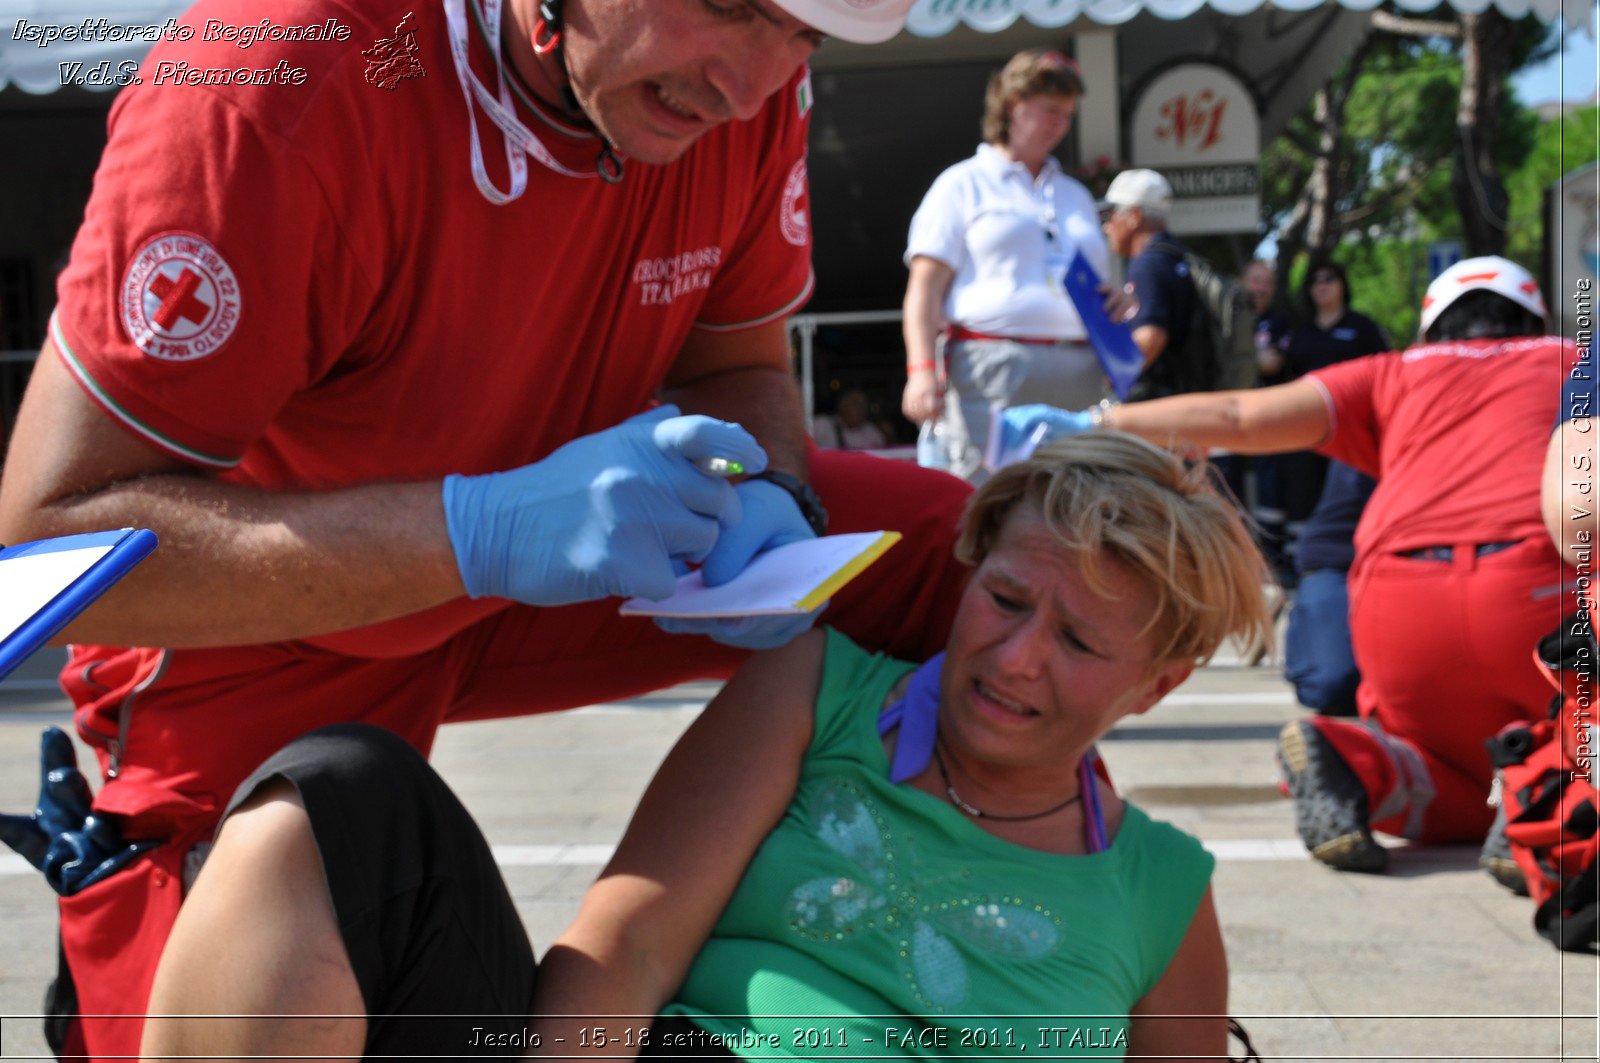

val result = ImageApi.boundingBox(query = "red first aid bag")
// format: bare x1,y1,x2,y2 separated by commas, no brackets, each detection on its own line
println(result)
1487,609,1600,952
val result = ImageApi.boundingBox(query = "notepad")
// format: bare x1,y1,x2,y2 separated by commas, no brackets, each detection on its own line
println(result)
620,531,901,618
0,529,158,681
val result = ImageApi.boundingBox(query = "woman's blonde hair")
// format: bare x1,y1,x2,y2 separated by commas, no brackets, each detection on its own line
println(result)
981,48,1085,146
955,432,1272,668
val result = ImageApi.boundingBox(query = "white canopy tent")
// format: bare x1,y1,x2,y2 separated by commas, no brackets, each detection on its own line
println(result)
1,0,1587,95
905,0,1587,35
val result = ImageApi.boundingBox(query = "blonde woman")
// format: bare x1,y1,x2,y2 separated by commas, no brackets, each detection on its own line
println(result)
902,49,1121,481
144,434,1270,1062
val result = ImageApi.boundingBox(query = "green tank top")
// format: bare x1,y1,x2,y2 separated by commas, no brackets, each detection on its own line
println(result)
661,629,1214,1059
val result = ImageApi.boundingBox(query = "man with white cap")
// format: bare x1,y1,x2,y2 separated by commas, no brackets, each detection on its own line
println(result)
999,256,1575,877
0,0,964,1055
1098,168,1199,396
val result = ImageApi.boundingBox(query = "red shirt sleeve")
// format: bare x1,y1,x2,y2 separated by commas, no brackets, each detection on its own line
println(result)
1307,353,1390,478
693,67,815,331
52,76,371,468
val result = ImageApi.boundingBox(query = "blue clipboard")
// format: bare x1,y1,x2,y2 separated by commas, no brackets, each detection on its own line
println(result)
0,528,158,681
1063,252,1145,401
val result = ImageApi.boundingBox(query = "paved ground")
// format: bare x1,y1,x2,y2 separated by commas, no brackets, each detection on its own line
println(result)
0,644,1596,1061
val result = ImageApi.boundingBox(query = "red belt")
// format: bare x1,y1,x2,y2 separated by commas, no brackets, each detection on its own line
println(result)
947,325,1076,347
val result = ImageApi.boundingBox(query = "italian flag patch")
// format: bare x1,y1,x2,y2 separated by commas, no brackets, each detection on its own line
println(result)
796,68,813,118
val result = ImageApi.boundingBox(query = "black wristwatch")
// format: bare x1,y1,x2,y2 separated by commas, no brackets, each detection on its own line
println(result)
749,470,829,538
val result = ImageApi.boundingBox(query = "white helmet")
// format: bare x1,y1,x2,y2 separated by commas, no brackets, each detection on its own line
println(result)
1419,255,1548,338
771,0,915,43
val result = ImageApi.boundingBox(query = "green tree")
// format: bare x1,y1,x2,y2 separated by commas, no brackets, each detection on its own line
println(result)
1506,105,1600,268
1259,6,1555,339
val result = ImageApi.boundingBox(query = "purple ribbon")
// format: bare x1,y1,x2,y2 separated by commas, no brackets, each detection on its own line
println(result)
878,653,945,783
877,652,1108,854
1078,752,1107,854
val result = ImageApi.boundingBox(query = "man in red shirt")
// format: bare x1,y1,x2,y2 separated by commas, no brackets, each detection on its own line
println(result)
0,0,971,1056
1001,257,1572,874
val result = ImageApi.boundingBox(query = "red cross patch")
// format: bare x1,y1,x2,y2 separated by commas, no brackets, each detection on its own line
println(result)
120,232,243,362
779,158,810,248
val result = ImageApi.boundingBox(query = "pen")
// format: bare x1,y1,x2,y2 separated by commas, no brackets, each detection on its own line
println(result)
696,456,745,477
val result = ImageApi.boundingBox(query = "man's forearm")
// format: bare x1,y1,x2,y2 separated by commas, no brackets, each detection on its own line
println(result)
661,366,811,478
29,476,463,647
902,288,943,373
1105,392,1245,450
1105,380,1331,455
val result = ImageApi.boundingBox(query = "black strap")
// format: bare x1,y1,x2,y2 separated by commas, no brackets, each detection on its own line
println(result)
1522,772,1570,822
1228,1018,1263,1062
1572,798,1600,839
1538,607,1594,671
44,933,78,1057
1146,237,1188,262
1534,860,1600,952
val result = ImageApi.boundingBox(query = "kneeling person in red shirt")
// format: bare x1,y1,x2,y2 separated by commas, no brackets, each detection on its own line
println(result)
1003,256,1573,875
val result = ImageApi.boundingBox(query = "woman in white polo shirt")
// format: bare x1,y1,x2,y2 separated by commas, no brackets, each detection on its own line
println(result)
901,48,1112,482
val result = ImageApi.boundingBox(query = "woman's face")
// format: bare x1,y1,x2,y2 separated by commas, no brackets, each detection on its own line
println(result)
939,508,1191,776
1006,92,1078,160
1308,269,1347,315
1243,263,1275,314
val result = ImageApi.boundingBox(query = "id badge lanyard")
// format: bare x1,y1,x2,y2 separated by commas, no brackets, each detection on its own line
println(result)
1035,178,1075,295
441,0,596,204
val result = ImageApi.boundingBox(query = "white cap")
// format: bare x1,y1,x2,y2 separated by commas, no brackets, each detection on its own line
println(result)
1419,255,1549,337
1097,169,1173,215
770,0,915,43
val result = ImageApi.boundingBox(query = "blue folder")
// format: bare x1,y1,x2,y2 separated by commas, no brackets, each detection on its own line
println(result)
0,528,158,681
1063,252,1145,401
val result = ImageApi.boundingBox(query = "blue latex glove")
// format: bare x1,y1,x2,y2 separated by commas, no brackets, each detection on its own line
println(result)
0,727,158,896
653,477,823,650
995,403,1097,462
444,406,768,605
655,606,824,651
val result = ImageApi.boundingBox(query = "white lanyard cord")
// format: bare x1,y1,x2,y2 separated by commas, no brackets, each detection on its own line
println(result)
441,0,598,204
1035,167,1059,238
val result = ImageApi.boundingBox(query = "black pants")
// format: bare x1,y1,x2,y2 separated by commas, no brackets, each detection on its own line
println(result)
227,723,730,1060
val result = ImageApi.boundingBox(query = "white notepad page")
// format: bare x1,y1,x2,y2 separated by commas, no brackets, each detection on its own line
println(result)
0,543,115,641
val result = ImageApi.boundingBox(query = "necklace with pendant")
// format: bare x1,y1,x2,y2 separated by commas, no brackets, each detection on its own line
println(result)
933,743,1082,822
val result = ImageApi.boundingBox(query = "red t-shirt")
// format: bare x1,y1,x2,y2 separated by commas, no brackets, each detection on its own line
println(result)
1308,336,1578,570
53,0,815,657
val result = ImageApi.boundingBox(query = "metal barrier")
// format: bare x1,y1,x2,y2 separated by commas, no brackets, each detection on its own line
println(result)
787,309,902,420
